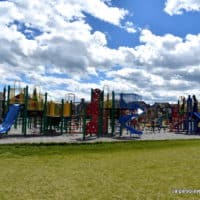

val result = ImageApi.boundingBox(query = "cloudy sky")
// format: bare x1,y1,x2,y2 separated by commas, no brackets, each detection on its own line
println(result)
0,0,200,103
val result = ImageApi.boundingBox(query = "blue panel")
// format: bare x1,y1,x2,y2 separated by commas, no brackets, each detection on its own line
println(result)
120,93,142,109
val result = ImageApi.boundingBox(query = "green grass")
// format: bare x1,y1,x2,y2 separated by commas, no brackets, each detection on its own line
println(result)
0,140,200,200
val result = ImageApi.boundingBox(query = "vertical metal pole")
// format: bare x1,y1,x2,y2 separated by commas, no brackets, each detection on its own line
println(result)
2,86,6,118
7,85,10,109
91,89,93,102
82,99,86,140
2,86,9,135
69,100,72,134
101,91,104,136
22,86,28,135
42,93,48,134
119,93,122,136
61,99,64,135
111,91,115,136
24,86,28,135
106,92,109,134
98,90,103,137
177,100,180,133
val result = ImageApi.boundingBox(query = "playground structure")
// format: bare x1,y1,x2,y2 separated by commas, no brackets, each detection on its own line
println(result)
0,83,149,139
0,83,73,135
170,95,200,134
0,82,199,139
84,89,147,139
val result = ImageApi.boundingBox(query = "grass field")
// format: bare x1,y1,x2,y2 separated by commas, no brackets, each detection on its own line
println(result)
0,140,200,200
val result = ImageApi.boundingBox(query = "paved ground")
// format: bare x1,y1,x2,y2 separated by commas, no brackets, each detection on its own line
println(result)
0,127,200,144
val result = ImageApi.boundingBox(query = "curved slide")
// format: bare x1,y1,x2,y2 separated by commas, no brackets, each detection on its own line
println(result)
119,114,143,135
124,124,143,135
194,112,200,120
0,104,20,134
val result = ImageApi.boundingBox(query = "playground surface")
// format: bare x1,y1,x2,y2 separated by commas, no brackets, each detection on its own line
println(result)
1,128,200,144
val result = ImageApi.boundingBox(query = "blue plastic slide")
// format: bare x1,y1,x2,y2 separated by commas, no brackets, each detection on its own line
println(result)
119,114,143,135
119,114,138,124
0,104,20,134
125,125,143,135
194,112,200,120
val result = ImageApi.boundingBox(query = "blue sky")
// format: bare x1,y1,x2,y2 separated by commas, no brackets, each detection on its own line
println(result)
86,0,200,48
0,0,200,102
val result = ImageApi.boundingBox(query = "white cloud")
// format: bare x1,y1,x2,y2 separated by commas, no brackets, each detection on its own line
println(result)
0,1,23,24
0,0,128,28
87,67,98,76
0,0,129,74
102,29,200,101
164,0,200,15
123,21,137,33
92,31,107,46
0,1,200,103
128,29,200,68
74,0,128,26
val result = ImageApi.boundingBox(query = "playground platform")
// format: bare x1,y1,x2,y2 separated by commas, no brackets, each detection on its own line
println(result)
1,128,200,144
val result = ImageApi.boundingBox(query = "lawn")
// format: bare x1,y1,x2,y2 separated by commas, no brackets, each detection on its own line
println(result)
0,140,200,200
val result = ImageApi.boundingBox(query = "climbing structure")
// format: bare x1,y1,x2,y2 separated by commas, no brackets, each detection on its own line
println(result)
86,89,107,136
